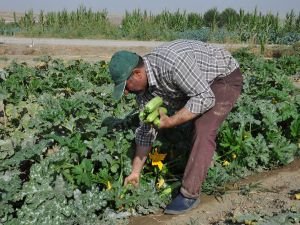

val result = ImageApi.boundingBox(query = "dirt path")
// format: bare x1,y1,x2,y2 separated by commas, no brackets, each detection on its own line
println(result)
129,159,300,225
0,36,249,68
0,36,166,47
0,36,160,68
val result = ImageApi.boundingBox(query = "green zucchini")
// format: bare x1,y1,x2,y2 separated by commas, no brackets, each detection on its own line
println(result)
139,111,146,122
144,96,163,113
146,107,167,124
153,117,160,127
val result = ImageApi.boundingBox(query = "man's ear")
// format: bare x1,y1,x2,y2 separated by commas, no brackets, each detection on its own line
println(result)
132,68,143,79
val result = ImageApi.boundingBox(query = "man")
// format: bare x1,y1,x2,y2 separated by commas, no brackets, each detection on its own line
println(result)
108,39,243,215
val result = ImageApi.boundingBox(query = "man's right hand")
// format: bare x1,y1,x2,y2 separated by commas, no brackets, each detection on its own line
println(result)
124,172,140,187
124,145,151,188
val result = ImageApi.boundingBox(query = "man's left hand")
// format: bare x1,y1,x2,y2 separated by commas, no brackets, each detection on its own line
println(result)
157,107,198,129
158,108,173,129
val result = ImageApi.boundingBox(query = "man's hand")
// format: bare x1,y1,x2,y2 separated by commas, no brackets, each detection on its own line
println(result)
158,108,172,129
123,145,151,188
124,172,140,187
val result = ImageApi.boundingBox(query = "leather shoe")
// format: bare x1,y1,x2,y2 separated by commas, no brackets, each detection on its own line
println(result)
164,193,200,215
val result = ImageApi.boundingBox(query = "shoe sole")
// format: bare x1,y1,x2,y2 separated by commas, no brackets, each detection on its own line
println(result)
164,198,200,215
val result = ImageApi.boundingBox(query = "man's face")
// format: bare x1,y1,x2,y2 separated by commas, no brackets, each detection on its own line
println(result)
124,68,147,95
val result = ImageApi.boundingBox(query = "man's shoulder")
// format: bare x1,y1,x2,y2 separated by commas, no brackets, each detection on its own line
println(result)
145,46,178,65
150,39,211,56
146,40,188,59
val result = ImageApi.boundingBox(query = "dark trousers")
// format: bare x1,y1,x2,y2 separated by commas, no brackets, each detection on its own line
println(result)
180,68,243,198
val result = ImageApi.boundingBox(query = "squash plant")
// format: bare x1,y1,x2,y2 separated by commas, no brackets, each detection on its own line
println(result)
0,52,300,224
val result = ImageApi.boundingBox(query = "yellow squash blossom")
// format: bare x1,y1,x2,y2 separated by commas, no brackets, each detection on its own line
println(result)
156,177,165,189
223,160,230,166
107,181,112,190
149,148,167,171
232,153,237,159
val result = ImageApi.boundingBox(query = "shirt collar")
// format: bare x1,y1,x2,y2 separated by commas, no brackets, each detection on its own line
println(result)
143,56,158,90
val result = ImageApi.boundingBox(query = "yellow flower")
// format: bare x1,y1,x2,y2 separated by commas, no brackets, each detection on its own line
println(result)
107,181,112,190
100,62,108,69
232,153,237,159
156,177,165,189
152,161,164,170
223,160,230,166
149,148,167,171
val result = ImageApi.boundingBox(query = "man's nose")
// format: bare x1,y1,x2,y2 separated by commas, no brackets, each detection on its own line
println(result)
124,88,129,95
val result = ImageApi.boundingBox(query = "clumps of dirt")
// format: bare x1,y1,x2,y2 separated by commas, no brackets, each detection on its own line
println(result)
129,159,300,225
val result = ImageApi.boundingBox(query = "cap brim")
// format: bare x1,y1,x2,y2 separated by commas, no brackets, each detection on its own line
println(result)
113,81,126,100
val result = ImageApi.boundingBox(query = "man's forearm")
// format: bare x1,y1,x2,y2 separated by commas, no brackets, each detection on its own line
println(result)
162,107,199,128
131,145,152,174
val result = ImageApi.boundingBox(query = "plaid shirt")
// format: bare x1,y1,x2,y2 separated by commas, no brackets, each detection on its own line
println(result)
135,39,239,146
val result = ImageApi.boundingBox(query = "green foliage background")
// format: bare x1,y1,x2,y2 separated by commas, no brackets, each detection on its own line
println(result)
1,6,300,45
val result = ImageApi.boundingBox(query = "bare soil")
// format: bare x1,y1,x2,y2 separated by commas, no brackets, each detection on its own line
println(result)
1,36,300,224
0,36,297,69
0,39,155,68
129,159,300,225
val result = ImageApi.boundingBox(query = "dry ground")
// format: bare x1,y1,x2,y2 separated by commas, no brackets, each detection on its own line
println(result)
129,159,300,225
1,40,298,70
0,41,153,68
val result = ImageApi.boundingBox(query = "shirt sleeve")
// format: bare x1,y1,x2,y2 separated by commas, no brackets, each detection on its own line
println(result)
173,53,215,114
135,122,157,146
135,93,158,146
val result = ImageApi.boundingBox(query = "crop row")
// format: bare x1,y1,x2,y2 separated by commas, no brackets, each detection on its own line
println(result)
1,6,300,44
0,51,299,224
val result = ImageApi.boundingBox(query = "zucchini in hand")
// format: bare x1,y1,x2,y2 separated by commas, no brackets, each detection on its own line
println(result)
144,96,163,114
139,96,167,127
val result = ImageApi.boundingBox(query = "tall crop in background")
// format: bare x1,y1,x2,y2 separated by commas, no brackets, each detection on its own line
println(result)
296,12,300,31
218,8,239,31
121,9,151,39
16,6,111,38
186,12,203,29
0,7,300,44
19,9,35,31
203,8,219,32
285,9,296,32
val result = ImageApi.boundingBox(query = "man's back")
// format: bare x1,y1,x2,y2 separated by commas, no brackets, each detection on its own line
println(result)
145,39,239,82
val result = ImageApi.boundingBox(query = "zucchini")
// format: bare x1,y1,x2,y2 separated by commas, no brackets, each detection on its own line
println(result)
139,111,146,122
139,96,166,126
146,108,159,123
146,107,167,123
153,117,160,127
144,96,163,113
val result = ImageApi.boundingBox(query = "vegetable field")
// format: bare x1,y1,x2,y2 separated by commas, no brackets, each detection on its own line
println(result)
0,50,300,225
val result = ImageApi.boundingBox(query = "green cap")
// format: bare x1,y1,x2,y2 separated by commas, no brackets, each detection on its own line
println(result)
109,50,139,100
